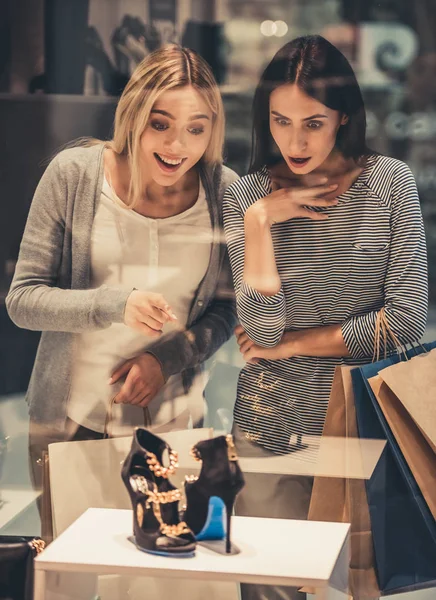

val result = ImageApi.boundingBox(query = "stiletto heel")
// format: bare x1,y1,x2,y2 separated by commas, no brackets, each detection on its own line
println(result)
183,435,244,553
224,496,235,553
121,427,196,557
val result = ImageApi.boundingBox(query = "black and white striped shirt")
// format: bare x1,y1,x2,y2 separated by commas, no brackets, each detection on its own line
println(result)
223,154,428,454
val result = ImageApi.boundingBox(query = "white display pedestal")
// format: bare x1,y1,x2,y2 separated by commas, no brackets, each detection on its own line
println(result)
34,508,350,600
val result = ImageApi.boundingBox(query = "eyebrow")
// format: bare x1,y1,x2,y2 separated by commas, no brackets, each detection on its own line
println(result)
151,109,210,121
271,110,328,121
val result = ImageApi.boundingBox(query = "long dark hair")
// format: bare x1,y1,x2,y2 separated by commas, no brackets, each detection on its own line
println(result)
250,35,370,171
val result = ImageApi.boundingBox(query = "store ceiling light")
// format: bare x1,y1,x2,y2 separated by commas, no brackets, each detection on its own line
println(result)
260,20,277,37
275,20,288,37
260,20,288,37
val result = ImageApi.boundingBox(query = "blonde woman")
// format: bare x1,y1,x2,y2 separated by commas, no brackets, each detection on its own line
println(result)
6,45,238,523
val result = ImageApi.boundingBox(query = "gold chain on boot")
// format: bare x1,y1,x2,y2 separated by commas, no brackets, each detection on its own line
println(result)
130,475,191,536
190,434,238,463
146,450,179,478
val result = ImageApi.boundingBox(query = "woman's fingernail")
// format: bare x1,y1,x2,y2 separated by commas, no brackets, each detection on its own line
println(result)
164,306,177,320
107,377,113,385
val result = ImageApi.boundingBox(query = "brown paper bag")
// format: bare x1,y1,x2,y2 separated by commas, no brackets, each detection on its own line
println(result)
302,366,380,600
378,348,436,451
368,375,436,520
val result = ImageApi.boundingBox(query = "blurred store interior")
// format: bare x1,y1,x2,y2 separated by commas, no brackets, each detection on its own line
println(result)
1,6,436,588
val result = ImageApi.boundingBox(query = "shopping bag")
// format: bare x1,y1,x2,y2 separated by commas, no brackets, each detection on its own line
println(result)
304,366,380,599
368,374,436,520
352,340,436,596
378,348,436,451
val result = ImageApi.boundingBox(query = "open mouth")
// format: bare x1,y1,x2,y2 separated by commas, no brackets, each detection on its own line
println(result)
289,157,311,169
154,153,187,173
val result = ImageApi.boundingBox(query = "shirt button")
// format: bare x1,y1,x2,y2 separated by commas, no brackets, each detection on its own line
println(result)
197,300,204,307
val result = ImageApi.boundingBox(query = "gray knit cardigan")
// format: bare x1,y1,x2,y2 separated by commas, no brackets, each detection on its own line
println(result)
6,144,239,428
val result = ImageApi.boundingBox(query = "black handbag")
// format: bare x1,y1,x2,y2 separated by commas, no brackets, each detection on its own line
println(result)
0,536,45,600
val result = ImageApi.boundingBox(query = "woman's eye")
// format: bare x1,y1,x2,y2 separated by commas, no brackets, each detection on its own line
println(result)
189,127,204,135
273,117,290,127
307,121,323,130
151,121,168,131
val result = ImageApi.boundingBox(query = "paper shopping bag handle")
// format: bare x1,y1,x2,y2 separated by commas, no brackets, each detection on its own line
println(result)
373,307,403,362
103,397,151,439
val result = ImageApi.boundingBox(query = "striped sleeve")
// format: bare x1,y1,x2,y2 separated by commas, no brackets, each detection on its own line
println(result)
223,185,286,347
341,163,428,358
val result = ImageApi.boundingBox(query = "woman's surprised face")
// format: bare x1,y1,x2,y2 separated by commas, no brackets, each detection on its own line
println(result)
270,84,348,174
141,85,213,186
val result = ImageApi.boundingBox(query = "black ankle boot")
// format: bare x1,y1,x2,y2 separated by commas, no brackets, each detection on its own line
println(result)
121,428,196,557
183,435,245,553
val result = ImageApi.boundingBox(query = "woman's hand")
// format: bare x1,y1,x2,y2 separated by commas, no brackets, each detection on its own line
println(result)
110,353,165,407
235,324,293,363
245,176,338,226
235,323,351,361
124,290,177,337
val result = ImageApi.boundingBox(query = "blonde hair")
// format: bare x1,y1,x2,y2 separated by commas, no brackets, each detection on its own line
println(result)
105,45,224,208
